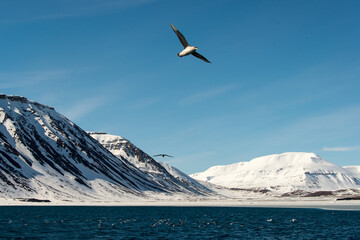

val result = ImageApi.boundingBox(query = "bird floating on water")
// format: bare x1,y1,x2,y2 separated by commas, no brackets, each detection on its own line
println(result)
170,23,211,63
153,154,173,158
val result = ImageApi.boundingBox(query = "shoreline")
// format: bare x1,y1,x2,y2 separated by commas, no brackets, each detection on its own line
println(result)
1,198,360,211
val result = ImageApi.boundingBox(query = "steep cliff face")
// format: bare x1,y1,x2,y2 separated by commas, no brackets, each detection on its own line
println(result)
0,94,204,201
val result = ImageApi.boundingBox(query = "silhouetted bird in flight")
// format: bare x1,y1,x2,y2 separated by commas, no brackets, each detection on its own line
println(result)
153,154,174,158
170,23,211,63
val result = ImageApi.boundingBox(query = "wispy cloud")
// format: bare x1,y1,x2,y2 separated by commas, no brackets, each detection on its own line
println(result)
235,58,360,112
128,97,160,110
62,97,107,121
251,105,360,150
180,84,238,106
1,0,160,24
323,146,360,152
0,70,70,89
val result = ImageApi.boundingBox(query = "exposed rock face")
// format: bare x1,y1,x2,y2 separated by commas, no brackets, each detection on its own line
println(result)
0,94,205,201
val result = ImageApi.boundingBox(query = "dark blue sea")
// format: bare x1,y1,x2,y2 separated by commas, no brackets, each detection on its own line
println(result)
0,206,359,239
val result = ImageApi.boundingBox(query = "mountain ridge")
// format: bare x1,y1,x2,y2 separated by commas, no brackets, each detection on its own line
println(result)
0,94,205,202
88,132,212,195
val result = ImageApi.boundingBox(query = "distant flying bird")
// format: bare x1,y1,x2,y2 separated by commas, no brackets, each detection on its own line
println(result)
170,23,211,63
153,154,173,158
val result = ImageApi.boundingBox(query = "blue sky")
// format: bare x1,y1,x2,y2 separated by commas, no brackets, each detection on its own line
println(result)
1,0,359,174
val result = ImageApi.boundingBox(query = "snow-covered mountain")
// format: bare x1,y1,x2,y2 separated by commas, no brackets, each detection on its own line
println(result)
157,162,212,194
343,166,360,177
88,132,212,195
191,152,360,193
0,94,205,202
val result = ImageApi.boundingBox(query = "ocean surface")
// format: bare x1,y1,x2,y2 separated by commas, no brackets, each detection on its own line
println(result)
0,206,359,239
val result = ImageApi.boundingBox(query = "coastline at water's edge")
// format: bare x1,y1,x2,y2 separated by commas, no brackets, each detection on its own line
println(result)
1,198,360,211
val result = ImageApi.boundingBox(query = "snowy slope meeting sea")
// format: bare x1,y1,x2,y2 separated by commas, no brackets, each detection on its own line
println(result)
1,94,360,205
191,152,360,196
85,133,360,202
0,94,210,203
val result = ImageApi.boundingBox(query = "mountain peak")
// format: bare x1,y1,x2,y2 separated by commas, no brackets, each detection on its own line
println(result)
0,94,54,110
247,152,332,171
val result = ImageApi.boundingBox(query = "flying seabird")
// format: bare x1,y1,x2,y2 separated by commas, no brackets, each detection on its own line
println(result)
153,154,174,158
170,23,211,63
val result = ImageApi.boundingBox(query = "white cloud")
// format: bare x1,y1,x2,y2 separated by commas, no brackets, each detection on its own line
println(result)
128,97,160,110
180,84,238,106
275,105,360,140
1,0,160,23
0,70,70,89
244,104,360,153
62,97,106,121
323,146,360,152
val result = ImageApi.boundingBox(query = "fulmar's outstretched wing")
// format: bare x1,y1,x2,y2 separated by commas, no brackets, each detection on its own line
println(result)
170,23,189,48
192,52,211,63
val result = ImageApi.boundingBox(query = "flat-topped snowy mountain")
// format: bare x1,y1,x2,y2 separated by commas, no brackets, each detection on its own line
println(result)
191,152,360,193
0,94,205,202
343,166,360,177
89,132,212,195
